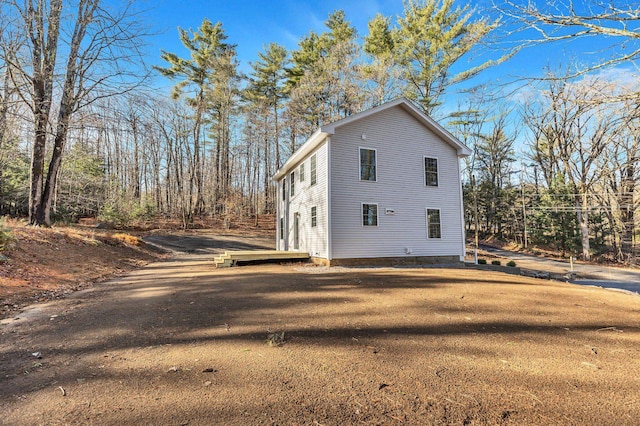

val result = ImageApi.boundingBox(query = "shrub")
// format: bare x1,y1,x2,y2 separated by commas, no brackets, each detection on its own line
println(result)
477,259,487,264
0,218,15,251
491,260,501,266
112,233,141,246
507,260,517,267
99,197,157,227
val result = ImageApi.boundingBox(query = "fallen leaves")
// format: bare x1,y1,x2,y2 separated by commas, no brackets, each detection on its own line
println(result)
0,223,161,318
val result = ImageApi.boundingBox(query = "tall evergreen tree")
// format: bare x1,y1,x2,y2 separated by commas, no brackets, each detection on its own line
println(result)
363,13,402,106
394,0,506,115
287,10,361,137
156,19,235,216
246,43,290,212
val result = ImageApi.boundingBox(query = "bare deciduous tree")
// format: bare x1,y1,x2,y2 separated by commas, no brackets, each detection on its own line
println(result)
499,0,640,78
5,0,148,226
524,76,622,260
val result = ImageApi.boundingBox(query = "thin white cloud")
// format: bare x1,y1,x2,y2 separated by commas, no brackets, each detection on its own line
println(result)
589,67,640,90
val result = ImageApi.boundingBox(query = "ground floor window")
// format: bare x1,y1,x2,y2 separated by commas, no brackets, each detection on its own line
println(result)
362,203,378,226
311,206,317,227
280,218,284,239
427,208,441,238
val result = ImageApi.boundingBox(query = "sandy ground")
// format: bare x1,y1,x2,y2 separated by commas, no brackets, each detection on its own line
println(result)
2,255,640,425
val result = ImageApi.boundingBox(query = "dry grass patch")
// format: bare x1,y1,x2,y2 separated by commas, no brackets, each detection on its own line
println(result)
112,232,142,246
0,221,162,317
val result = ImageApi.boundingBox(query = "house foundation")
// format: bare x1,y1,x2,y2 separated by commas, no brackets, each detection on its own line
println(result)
311,255,462,267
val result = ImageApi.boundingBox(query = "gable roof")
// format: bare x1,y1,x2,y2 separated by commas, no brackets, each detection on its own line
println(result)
273,97,471,181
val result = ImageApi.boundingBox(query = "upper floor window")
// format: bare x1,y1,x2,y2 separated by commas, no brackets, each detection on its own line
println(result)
362,203,378,226
282,178,286,200
427,208,441,238
425,157,438,187
290,171,295,197
310,154,317,186
360,148,377,181
300,162,305,182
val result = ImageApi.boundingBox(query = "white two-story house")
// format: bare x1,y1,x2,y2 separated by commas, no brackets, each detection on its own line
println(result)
273,98,470,266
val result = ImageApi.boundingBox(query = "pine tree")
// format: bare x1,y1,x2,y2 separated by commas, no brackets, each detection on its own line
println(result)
363,14,402,106
394,0,505,115
287,10,361,137
155,19,235,216
246,43,290,212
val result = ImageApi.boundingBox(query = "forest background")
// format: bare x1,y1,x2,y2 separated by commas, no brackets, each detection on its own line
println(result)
0,0,639,263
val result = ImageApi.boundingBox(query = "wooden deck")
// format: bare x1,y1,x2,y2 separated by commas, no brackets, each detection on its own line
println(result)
214,250,310,268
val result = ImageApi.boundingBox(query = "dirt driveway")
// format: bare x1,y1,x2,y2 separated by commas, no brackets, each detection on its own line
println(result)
2,237,640,425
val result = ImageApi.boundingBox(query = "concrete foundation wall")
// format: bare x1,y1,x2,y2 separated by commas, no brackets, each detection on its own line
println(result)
311,255,462,267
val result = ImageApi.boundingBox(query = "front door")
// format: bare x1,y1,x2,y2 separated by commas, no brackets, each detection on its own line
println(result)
294,213,300,250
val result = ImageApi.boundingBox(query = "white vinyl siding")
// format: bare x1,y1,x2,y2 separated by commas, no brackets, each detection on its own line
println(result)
330,105,464,259
277,142,328,257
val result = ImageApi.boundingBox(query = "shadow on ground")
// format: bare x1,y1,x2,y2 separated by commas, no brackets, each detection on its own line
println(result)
2,254,640,425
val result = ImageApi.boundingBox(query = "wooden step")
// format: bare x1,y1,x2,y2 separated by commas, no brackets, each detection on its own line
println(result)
214,250,310,268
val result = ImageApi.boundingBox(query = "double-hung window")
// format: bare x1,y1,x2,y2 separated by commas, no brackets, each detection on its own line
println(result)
311,206,317,227
279,218,284,239
310,154,317,186
282,178,286,200
360,148,377,181
290,171,295,197
424,157,438,187
427,209,441,239
300,163,305,182
362,203,378,226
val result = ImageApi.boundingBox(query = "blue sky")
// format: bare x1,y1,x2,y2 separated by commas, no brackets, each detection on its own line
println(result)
144,0,637,104
148,0,401,70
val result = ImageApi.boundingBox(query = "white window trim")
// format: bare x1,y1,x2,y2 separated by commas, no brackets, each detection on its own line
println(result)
290,171,295,197
424,156,440,187
310,154,317,186
279,217,284,240
359,147,378,182
426,207,442,239
282,178,286,201
361,202,379,227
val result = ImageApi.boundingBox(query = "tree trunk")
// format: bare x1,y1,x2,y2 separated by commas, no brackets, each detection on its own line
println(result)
38,106,72,225
576,193,590,261
620,161,636,262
